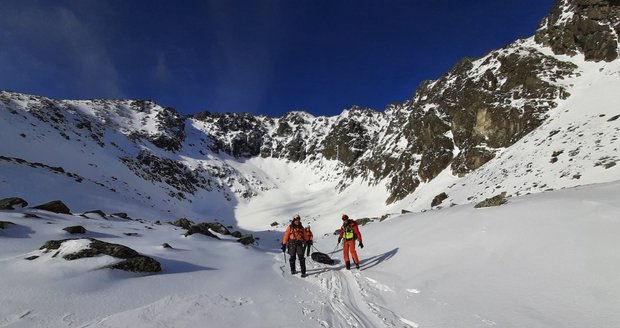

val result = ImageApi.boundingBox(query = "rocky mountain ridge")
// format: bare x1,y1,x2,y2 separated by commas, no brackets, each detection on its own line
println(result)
1,0,619,216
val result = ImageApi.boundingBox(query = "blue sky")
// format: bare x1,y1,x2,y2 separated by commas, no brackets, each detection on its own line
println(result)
0,0,554,117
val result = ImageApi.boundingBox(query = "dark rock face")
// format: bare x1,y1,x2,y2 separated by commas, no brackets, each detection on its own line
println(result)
63,226,87,234
185,223,221,239
171,218,193,230
0,197,28,210
360,43,576,202
321,109,378,166
237,234,255,245
535,0,620,62
431,192,449,207
474,192,508,208
128,101,186,152
151,107,186,152
108,256,161,273
121,150,209,200
0,156,85,183
198,222,231,235
39,238,161,273
33,200,71,214
193,111,267,158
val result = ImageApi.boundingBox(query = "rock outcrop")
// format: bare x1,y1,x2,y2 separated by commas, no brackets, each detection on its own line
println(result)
39,238,161,273
0,197,28,210
535,0,620,62
33,200,71,214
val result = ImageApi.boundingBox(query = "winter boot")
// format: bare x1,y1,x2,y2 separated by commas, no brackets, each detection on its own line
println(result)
290,261,296,274
355,263,360,269
345,261,351,270
300,259,307,276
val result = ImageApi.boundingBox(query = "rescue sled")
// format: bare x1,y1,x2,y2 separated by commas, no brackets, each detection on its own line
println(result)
311,251,335,265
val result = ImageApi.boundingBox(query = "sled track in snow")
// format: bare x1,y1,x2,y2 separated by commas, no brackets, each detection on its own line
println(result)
273,251,419,327
308,261,418,328
319,272,383,327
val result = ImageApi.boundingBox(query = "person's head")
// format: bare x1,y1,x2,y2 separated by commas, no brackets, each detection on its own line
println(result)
341,214,349,221
293,214,301,224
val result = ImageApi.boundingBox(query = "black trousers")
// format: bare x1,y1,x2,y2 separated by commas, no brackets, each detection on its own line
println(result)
287,241,306,274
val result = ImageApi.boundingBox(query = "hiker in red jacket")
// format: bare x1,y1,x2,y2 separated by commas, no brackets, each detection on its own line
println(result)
337,214,363,270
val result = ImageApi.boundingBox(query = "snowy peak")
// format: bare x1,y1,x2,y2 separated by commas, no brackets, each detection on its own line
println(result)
2,1,620,218
535,0,620,61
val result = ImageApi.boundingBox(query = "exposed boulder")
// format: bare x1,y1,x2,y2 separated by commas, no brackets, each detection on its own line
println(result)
185,223,221,239
237,234,255,245
32,200,71,214
171,218,193,230
199,222,231,235
355,218,374,226
108,256,161,273
474,192,508,208
63,226,87,234
431,192,449,207
38,238,161,273
0,197,28,210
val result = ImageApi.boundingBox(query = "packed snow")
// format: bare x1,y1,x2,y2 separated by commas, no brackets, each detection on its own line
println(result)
1,180,620,327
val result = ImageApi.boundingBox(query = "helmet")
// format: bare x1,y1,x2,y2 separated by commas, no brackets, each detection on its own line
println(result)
341,214,349,220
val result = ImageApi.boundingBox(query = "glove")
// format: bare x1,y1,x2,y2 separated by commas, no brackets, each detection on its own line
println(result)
307,240,313,246
359,242,364,248
281,244,286,252
337,237,342,245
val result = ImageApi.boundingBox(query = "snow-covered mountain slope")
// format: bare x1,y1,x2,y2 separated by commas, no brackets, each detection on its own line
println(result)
0,94,388,230
1,179,619,328
396,39,620,212
1,39,619,230
2,1,620,226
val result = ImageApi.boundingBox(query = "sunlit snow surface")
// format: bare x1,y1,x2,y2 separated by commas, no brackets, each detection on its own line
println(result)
1,180,619,327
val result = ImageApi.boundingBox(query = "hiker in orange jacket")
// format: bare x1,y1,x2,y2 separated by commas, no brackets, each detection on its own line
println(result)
303,225,314,257
281,214,308,277
337,214,363,270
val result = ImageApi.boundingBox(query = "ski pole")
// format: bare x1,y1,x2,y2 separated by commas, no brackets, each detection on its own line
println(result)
312,244,321,253
330,243,338,255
